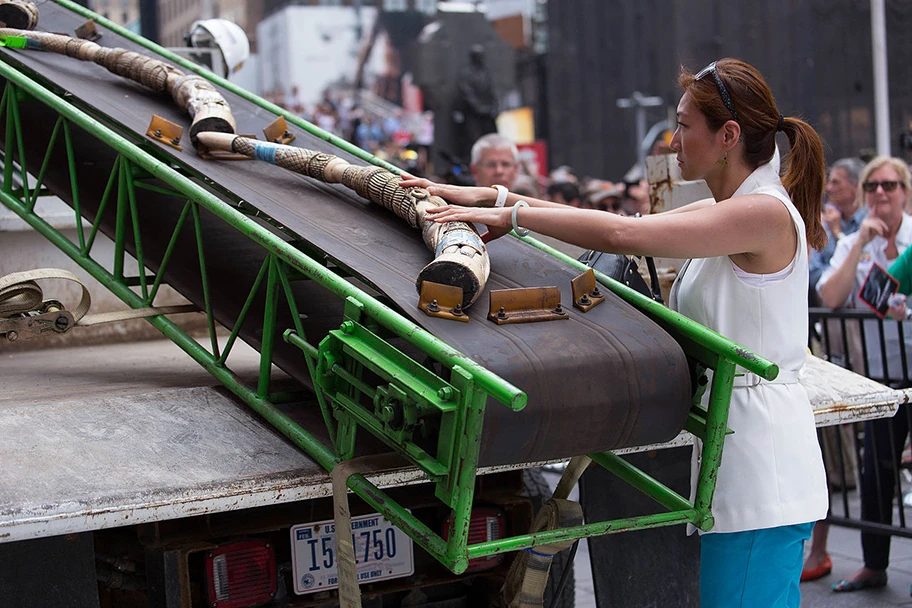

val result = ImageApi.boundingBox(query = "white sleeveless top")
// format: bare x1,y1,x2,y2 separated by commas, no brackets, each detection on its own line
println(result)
671,161,828,533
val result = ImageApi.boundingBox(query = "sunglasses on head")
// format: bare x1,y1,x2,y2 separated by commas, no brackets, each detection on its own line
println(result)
695,61,739,122
862,180,902,193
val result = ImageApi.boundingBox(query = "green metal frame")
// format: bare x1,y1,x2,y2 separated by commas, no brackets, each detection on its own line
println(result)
0,0,779,575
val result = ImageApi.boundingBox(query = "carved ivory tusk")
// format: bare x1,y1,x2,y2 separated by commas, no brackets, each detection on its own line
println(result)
0,13,489,310
0,27,236,143
196,132,490,309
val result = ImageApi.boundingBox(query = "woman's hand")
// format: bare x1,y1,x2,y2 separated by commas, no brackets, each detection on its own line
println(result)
888,302,908,321
399,175,495,207
857,217,889,246
425,204,514,243
822,203,842,236
888,293,908,321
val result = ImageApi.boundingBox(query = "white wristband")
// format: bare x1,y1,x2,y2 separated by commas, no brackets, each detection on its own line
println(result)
512,201,530,237
492,184,508,208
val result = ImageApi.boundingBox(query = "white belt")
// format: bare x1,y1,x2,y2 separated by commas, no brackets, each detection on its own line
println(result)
732,368,801,388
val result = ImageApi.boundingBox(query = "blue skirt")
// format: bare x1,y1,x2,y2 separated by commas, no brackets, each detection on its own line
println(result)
700,522,814,608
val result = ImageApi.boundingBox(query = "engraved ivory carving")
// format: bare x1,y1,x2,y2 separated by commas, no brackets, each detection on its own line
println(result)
0,27,235,142
0,1,38,31
0,13,488,309
196,132,490,308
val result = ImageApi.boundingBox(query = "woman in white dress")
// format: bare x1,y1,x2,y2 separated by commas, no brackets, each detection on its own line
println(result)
400,58,829,607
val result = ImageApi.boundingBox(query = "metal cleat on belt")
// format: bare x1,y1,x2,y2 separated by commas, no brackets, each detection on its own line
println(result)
487,286,569,324
74,19,102,42
146,115,184,151
571,268,605,312
418,281,468,322
263,116,296,145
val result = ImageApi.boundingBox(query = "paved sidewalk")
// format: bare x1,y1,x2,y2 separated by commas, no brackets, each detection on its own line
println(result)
572,521,912,607
801,524,912,607
544,462,912,606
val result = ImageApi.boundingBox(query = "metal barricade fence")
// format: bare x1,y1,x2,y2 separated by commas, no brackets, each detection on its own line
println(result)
810,307,912,540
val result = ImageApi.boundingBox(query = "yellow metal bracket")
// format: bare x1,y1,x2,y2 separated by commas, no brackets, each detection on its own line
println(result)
264,116,295,145
75,19,101,41
571,268,605,312
146,115,183,151
488,287,568,324
418,281,468,322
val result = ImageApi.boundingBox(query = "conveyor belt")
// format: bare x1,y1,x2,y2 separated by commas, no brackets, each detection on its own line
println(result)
0,2,691,466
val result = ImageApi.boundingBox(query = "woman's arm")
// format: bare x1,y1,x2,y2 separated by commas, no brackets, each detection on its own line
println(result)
398,177,568,209
816,238,865,308
397,176,716,215
427,192,794,261
661,197,716,215
817,217,888,308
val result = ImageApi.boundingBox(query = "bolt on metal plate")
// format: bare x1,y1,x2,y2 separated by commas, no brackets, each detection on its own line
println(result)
75,19,102,42
487,286,569,324
263,116,296,145
571,268,605,312
145,115,183,151
418,281,468,323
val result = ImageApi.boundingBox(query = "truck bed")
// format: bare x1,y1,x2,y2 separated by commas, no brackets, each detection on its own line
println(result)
0,338,433,543
0,337,904,544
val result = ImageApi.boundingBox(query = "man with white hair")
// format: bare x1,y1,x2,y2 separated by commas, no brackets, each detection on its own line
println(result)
469,133,518,189
809,157,867,297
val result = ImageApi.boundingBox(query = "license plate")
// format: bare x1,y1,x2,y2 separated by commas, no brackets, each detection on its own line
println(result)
290,513,415,595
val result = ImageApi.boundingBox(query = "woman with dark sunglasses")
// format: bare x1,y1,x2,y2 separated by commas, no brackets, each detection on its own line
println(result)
817,156,912,311
816,156,912,594
401,57,828,607
816,158,912,398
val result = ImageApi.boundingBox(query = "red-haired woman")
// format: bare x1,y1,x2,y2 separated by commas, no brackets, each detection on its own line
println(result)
401,58,828,607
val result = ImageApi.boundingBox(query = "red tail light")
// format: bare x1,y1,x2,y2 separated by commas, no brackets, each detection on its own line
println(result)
204,539,277,608
443,507,506,573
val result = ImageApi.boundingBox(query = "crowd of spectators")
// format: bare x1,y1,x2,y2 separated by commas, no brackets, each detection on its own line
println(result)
462,133,657,217
552,174,652,216
532,138,676,215
803,155,912,594
262,86,434,174
528,165,652,217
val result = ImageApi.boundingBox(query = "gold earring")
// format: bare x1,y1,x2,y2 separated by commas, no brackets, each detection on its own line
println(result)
718,151,729,169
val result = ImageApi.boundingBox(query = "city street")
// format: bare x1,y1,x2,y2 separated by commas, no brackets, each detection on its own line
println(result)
546,468,912,607
2,0,910,605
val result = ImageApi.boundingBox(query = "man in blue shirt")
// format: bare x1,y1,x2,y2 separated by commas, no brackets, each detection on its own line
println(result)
809,157,867,302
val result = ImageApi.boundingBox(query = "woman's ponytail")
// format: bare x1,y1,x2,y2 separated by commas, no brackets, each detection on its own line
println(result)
780,116,827,251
